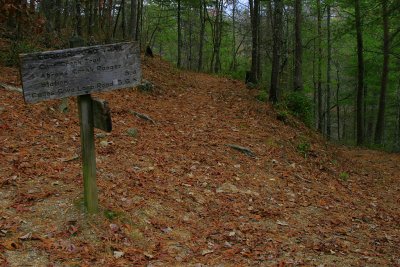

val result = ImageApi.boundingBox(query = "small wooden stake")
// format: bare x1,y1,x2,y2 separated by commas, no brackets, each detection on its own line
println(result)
78,94,98,213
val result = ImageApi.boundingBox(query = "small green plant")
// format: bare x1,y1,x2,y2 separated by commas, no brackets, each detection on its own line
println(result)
256,89,268,102
104,209,120,220
297,141,311,158
339,172,349,182
277,110,289,123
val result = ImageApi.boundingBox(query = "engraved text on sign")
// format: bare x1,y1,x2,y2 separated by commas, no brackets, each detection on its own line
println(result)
20,42,141,103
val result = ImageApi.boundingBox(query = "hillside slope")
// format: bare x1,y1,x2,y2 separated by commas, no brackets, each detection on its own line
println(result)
0,56,399,266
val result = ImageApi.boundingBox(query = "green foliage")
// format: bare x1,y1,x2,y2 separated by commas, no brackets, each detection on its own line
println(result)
283,91,313,127
276,110,289,123
256,89,268,102
297,139,311,158
104,209,120,220
0,41,37,67
339,172,349,182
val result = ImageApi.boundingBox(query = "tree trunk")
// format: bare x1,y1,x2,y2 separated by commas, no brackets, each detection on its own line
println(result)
326,4,332,139
55,0,62,33
136,0,142,42
374,0,389,145
121,0,125,39
213,0,223,73
355,0,364,145
317,0,323,133
249,0,259,83
336,63,341,141
293,0,303,91
269,0,283,103
76,0,82,36
230,0,236,71
130,0,137,40
177,0,182,68
198,0,206,71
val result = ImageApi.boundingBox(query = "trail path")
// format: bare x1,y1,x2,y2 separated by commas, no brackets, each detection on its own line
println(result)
0,58,399,266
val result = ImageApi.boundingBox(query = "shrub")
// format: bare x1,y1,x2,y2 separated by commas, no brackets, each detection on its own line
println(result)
0,41,37,67
256,89,268,102
284,91,313,127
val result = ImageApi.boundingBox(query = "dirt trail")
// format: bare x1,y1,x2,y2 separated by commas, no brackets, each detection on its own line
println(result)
0,57,399,266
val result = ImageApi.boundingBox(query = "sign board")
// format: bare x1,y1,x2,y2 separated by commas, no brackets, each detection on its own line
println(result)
20,42,141,103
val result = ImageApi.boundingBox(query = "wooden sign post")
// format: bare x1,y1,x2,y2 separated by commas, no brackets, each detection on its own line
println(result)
19,41,141,213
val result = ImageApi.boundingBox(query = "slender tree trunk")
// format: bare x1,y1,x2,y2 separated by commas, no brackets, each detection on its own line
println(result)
269,0,283,103
374,0,389,145
112,0,122,38
136,0,141,42
55,0,62,33
230,0,236,71
87,0,93,36
326,4,332,139
213,0,223,73
130,0,137,40
355,0,364,145
293,0,303,91
317,0,323,133
198,0,206,71
188,13,193,70
177,0,182,68
249,0,259,83
121,0,125,39
313,38,317,127
76,0,82,36
93,0,98,31
395,77,400,149
336,63,341,141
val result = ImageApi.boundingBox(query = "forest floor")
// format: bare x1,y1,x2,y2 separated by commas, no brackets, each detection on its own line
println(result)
0,55,399,266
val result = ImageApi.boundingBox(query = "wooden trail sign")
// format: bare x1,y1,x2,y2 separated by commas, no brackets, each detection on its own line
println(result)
20,42,141,103
19,41,141,213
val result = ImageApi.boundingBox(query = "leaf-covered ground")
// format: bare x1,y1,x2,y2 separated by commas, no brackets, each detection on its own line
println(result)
0,56,399,266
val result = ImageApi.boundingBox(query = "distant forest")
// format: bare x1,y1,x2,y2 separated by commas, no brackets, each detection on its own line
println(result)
1,0,400,150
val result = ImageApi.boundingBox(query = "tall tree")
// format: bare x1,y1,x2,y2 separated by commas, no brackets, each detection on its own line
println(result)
269,0,283,103
355,0,365,145
249,0,260,83
177,0,182,68
198,0,206,71
326,3,332,139
293,0,303,91
317,0,323,132
130,0,137,40
374,0,390,144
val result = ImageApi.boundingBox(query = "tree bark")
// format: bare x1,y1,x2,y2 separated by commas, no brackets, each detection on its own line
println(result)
355,0,364,145
326,4,332,139
269,0,283,103
177,0,182,68
249,0,259,83
317,0,323,133
130,0,137,40
336,63,341,141
374,0,389,145
293,0,303,91
198,0,206,71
